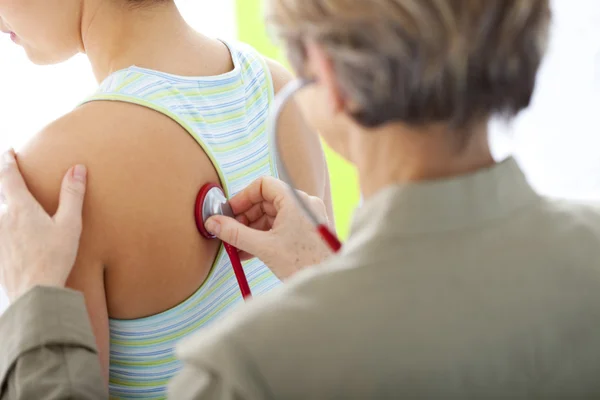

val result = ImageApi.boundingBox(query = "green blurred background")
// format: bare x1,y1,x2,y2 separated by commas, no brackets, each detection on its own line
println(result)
235,0,361,239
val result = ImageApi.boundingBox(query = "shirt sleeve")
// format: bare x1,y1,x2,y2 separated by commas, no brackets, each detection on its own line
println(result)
0,286,107,399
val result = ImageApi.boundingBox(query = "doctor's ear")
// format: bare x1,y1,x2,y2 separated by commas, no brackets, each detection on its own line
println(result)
304,41,346,115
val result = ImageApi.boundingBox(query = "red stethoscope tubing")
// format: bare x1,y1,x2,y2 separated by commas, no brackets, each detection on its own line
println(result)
224,243,252,299
317,224,342,253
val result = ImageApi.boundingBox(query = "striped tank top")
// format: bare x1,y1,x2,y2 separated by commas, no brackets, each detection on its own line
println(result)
82,41,282,399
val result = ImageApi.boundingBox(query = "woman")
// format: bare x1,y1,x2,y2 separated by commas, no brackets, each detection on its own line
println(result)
4,0,600,398
0,0,332,397
178,0,600,397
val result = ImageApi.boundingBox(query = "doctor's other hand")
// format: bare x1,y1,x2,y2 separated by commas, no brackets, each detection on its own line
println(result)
205,176,333,281
0,150,87,303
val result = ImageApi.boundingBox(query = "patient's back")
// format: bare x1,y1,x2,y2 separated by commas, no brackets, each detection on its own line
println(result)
81,40,285,319
18,36,329,398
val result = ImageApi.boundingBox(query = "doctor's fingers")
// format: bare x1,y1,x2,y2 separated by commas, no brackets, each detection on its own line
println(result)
238,201,278,223
206,214,272,259
0,149,36,209
228,176,291,214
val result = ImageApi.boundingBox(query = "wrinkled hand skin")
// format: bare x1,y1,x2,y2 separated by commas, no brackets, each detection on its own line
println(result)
206,176,333,281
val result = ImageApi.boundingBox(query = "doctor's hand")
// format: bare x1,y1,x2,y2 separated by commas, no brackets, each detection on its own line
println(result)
205,176,332,281
0,150,87,303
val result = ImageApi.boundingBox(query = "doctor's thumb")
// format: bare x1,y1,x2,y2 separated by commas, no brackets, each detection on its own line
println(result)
205,215,269,258
55,165,87,229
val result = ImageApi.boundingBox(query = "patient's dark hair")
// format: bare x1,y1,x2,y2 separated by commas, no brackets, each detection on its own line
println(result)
268,0,551,130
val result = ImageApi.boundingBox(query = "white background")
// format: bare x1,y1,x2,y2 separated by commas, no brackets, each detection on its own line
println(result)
490,0,600,198
1,0,600,311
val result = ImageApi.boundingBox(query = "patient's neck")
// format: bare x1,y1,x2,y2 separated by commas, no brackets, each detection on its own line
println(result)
79,1,197,83
352,121,495,199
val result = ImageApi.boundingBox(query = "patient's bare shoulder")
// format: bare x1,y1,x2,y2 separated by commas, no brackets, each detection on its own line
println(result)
19,99,220,312
17,102,128,254
19,100,217,244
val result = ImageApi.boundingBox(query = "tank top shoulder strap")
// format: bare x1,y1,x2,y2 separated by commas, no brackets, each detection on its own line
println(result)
223,40,279,183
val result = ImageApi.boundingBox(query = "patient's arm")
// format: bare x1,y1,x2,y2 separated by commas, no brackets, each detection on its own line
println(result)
265,58,335,226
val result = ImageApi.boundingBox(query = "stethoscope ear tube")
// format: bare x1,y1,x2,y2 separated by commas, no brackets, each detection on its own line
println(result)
268,79,342,253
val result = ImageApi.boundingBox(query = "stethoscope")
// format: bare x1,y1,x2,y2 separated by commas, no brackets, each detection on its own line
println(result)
194,79,342,300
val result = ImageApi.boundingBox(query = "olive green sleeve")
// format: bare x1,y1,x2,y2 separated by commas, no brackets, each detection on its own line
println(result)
0,286,107,399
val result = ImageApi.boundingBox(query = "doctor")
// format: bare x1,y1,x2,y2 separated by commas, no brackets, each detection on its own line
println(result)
4,0,600,398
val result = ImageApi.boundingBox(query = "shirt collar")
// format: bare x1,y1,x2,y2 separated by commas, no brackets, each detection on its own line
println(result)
347,157,539,243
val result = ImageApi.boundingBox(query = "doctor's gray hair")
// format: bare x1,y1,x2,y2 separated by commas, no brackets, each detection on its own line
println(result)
267,0,551,130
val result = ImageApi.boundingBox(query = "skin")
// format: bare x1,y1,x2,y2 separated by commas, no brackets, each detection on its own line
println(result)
0,0,332,381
